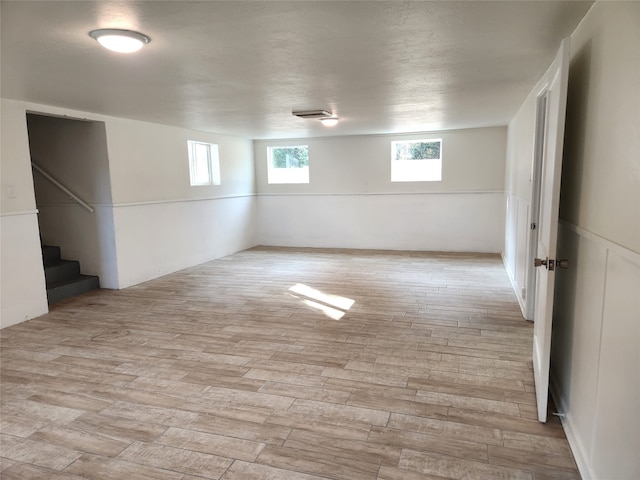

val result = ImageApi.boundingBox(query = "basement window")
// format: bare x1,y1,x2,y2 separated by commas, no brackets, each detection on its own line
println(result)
391,139,442,182
267,145,309,184
188,141,220,186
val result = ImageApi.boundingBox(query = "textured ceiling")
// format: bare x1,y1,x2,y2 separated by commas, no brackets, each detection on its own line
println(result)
1,1,593,139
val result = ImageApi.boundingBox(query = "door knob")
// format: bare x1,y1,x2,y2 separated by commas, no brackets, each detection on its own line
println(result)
534,258,548,267
534,258,569,270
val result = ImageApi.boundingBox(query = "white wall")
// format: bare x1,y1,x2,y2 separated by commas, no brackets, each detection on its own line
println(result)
114,196,256,288
503,2,640,478
1,100,50,328
503,93,537,312
1,98,257,327
104,117,257,288
552,3,640,478
256,128,507,252
552,223,639,480
0,213,49,328
106,119,254,204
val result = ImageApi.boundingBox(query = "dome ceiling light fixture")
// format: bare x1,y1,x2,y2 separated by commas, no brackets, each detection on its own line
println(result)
89,28,150,53
320,117,339,127
292,109,339,127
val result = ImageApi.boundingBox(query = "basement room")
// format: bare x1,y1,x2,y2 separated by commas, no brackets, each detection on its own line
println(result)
1,1,638,479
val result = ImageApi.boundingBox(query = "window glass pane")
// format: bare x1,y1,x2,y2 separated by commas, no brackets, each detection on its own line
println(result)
188,141,220,186
209,144,220,185
393,140,441,161
194,143,209,163
193,155,210,185
391,139,442,182
267,145,310,184
391,159,442,182
270,146,308,168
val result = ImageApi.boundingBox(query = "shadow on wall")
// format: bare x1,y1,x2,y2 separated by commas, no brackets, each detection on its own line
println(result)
550,37,593,422
550,224,579,405
559,39,592,223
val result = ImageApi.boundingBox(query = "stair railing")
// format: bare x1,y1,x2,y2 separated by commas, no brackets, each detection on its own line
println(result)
31,162,95,213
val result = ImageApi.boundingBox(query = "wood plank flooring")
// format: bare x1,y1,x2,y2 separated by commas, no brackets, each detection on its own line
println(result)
0,247,579,479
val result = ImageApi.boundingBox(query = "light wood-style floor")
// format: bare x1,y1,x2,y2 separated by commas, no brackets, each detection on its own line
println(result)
0,247,579,480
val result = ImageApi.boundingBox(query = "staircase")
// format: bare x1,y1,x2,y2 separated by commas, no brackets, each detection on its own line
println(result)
42,245,100,304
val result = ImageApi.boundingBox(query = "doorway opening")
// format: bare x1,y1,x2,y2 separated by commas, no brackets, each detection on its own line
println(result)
26,112,118,301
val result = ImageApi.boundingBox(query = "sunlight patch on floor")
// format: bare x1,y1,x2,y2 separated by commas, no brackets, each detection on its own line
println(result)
288,283,355,320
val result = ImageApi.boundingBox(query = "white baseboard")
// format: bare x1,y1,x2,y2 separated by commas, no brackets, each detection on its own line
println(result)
549,373,596,480
501,253,527,318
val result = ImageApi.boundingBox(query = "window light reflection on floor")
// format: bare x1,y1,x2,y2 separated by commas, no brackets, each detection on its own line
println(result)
288,283,355,320
301,299,346,320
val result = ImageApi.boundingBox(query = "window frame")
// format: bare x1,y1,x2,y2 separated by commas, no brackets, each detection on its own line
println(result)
188,140,220,186
266,145,310,185
390,138,443,183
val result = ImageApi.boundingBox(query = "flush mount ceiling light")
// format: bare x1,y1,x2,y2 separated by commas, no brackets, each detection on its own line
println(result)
292,110,332,119
320,117,339,127
292,110,339,127
89,29,150,53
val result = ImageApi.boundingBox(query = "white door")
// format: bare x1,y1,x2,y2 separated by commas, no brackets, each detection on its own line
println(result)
532,38,571,423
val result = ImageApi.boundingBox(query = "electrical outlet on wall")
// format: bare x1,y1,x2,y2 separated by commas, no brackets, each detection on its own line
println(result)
4,184,17,199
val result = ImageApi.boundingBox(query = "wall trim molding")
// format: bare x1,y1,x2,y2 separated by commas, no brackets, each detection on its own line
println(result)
0,209,39,217
258,190,504,197
33,191,507,209
35,194,256,210
110,193,256,208
560,219,640,266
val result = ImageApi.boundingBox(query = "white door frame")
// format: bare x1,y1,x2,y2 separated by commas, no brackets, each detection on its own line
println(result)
525,91,549,321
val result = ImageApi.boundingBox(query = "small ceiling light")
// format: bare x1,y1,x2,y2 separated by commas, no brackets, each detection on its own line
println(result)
89,29,150,53
320,117,339,127
292,110,333,119
292,110,339,126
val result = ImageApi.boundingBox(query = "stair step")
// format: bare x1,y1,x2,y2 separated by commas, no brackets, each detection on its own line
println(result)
47,275,100,305
41,244,100,304
42,245,61,266
45,260,81,284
